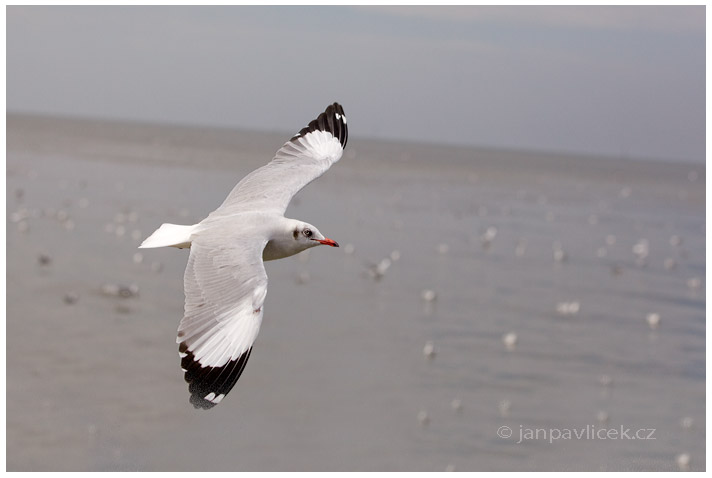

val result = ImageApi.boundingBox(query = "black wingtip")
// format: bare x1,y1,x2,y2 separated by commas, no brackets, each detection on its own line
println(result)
190,394,218,410
292,103,348,149
180,344,253,410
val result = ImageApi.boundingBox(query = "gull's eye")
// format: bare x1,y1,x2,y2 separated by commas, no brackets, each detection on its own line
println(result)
303,229,313,238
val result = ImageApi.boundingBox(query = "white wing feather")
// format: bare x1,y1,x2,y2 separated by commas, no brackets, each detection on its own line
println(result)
209,103,347,217
177,231,268,409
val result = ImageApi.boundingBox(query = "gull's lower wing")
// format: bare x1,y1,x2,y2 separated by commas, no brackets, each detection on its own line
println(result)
177,233,268,409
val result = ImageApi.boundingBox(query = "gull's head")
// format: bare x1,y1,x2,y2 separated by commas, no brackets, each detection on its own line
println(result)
294,222,339,249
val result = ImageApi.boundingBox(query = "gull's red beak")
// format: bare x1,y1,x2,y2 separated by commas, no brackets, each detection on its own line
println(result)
315,238,339,247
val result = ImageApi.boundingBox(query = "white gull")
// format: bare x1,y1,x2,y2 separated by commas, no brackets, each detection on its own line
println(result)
140,103,347,409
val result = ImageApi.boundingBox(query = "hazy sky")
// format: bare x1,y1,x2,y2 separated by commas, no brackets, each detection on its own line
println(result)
6,6,706,162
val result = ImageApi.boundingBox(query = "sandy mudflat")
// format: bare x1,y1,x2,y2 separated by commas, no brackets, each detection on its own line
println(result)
6,114,705,471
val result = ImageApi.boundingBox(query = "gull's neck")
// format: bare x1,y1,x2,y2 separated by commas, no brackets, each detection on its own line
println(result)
262,217,308,262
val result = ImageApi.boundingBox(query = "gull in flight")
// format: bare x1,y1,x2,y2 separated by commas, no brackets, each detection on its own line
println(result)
140,103,347,409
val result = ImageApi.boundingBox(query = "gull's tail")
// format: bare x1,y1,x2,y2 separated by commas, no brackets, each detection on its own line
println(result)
139,223,197,249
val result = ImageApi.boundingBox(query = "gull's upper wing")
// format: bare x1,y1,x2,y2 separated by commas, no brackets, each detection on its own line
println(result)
177,230,268,409
208,103,348,218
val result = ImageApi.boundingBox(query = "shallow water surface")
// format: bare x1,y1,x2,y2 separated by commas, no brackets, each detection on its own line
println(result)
6,115,705,471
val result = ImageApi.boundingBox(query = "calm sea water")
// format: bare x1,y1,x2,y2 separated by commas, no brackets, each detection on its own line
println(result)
6,115,705,471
